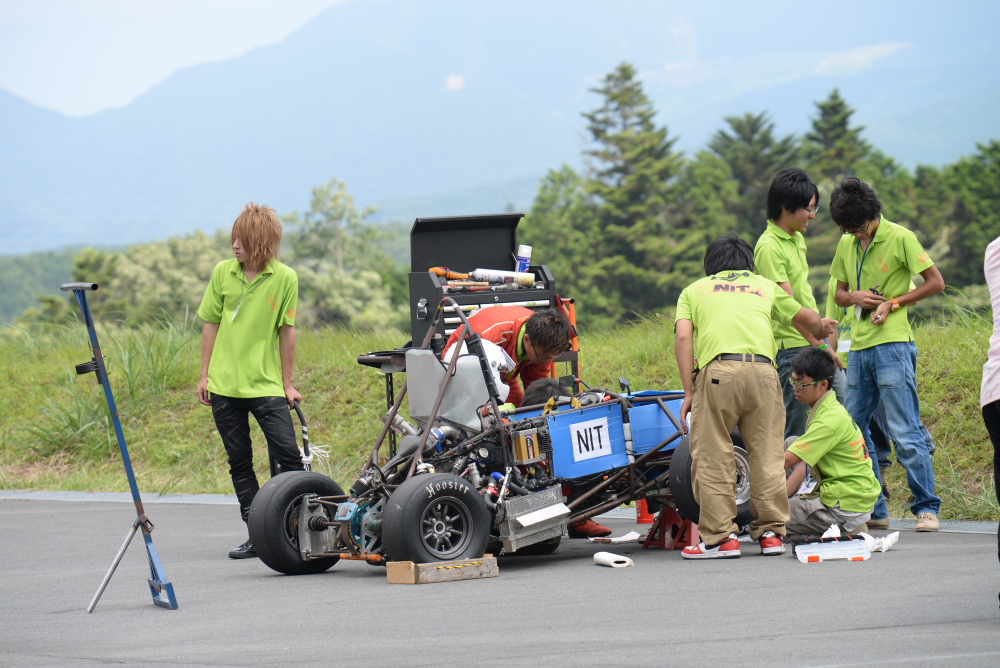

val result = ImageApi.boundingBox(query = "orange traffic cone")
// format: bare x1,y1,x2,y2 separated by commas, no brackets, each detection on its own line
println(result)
636,499,655,524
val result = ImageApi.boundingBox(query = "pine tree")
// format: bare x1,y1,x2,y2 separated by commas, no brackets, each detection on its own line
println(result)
581,62,683,315
941,140,1000,286
804,89,870,180
708,111,799,236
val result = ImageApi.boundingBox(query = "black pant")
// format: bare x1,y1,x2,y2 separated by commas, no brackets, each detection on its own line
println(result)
211,393,304,522
981,402,1000,579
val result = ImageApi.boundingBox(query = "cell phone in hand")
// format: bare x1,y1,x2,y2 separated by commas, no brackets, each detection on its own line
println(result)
859,284,883,321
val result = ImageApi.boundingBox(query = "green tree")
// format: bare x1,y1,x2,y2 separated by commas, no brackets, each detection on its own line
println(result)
20,233,232,325
940,140,1000,286
708,111,799,237
283,178,407,329
519,166,624,328
804,88,870,180
658,151,742,294
582,62,683,315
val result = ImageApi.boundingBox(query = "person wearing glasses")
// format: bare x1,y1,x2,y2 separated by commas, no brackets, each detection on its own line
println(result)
755,168,841,442
829,177,945,532
197,203,304,559
783,348,881,538
675,233,837,559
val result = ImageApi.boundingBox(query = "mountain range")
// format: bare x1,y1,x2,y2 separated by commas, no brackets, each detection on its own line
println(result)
1,0,998,254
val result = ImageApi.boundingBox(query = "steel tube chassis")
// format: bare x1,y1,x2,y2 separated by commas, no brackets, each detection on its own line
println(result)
295,297,687,562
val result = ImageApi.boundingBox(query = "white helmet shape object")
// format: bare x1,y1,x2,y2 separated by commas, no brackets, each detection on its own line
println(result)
442,339,514,403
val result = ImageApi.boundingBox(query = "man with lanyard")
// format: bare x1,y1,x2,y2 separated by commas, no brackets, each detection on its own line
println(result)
755,168,842,441
829,177,945,532
827,276,937,482
675,233,837,559
197,203,305,559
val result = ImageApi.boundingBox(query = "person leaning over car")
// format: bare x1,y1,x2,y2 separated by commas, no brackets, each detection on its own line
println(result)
829,177,945,532
444,306,572,409
675,233,837,559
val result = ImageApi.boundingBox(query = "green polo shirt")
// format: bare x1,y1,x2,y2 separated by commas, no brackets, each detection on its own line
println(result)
825,276,851,368
788,390,881,513
197,258,298,398
676,271,803,365
754,221,818,349
830,217,934,351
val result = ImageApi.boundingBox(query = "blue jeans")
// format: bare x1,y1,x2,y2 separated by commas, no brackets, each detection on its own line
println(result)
777,345,811,439
846,342,940,518
870,345,937,466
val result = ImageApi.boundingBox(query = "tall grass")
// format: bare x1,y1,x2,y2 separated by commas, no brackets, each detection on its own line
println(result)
0,315,996,521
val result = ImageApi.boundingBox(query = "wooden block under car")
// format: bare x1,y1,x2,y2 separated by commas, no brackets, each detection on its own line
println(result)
386,555,498,584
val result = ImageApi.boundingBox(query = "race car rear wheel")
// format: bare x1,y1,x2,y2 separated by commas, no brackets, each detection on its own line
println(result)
248,471,345,575
668,432,754,528
382,473,490,564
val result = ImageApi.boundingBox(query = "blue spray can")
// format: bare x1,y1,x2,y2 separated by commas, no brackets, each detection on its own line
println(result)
515,245,532,273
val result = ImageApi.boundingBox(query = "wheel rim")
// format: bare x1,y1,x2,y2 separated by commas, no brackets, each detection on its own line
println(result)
282,497,303,549
420,497,473,560
734,448,751,506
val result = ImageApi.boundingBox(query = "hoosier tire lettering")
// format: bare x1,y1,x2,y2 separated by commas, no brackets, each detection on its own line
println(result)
426,480,468,498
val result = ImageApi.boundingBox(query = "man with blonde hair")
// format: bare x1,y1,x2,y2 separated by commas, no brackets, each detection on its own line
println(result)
197,203,304,559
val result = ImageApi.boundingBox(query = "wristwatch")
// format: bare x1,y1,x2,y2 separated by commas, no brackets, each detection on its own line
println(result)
890,298,901,312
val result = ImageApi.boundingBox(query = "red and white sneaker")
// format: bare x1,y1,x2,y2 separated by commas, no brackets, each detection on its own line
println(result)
681,533,741,559
759,530,785,555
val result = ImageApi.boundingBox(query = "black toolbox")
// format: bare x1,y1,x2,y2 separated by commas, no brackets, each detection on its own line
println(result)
408,213,564,353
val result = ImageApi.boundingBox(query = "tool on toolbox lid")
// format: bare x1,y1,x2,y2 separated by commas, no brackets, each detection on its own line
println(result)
429,267,469,280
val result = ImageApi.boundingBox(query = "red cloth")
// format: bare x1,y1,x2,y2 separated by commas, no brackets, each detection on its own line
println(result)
444,305,552,407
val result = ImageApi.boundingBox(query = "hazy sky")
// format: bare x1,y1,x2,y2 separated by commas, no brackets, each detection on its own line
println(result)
0,0,348,116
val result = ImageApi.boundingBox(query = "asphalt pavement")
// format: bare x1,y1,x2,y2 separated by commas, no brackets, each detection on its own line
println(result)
1,497,998,668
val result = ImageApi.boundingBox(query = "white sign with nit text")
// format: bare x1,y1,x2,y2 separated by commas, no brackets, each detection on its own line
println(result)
571,417,612,462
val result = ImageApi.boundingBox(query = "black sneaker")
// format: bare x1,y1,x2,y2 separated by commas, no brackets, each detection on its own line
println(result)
229,539,257,559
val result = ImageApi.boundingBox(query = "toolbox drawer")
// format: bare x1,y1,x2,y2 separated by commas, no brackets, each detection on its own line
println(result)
547,403,629,478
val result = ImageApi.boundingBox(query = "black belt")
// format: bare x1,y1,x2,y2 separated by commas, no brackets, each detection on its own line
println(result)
716,353,772,364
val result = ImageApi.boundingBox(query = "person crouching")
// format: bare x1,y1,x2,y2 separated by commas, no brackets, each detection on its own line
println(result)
784,348,881,539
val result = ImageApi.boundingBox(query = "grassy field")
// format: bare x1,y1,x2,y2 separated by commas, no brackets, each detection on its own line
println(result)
0,314,995,520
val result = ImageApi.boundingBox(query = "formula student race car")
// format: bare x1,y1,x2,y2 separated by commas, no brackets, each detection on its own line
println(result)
247,298,753,574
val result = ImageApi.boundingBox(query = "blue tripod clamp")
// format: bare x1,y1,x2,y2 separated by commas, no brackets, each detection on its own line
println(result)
61,283,178,612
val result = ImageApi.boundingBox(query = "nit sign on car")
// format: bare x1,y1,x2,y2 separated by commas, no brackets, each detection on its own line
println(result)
572,417,610,462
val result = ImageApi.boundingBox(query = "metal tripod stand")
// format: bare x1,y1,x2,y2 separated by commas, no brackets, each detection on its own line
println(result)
60,282,178,612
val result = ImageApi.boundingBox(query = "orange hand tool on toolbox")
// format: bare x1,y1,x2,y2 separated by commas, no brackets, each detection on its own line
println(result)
429,267,469,280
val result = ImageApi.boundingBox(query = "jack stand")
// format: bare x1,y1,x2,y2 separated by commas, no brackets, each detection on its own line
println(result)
641,505,700,550
62,283,178,612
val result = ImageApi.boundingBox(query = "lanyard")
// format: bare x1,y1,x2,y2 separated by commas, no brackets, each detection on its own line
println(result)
854,237,872,292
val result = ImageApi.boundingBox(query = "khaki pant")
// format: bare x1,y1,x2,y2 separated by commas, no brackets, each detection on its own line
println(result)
787,496,870,538
690,359,789,544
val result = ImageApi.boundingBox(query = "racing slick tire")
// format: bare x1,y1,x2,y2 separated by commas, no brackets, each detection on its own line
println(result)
248,471,345,575
668,432,754,528
382,473,490,564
